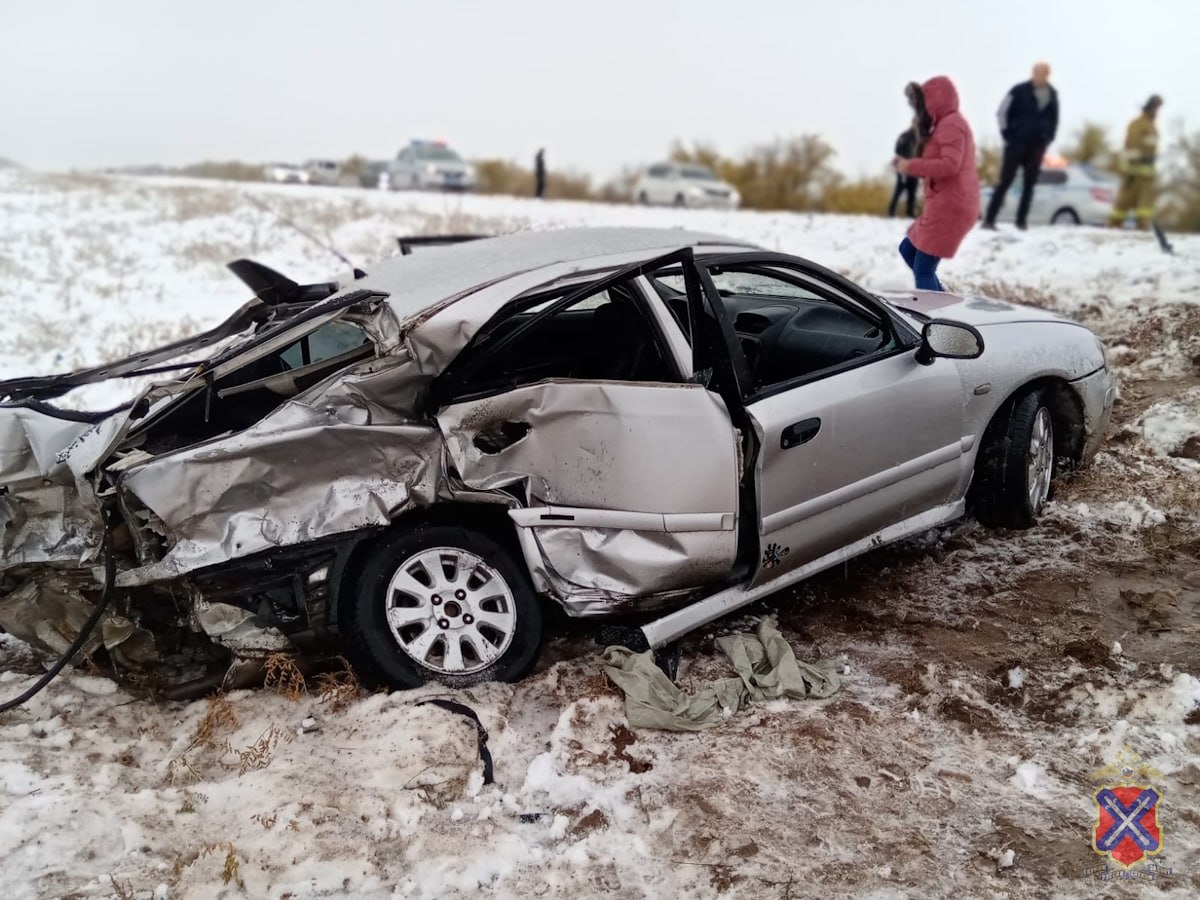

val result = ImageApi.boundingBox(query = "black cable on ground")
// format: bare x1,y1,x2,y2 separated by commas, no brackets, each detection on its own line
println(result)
0,510,117,714
418,698,495,785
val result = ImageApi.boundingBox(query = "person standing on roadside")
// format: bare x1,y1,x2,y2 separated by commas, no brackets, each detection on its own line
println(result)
893,76,980,291
534,148,547,199
888,122,919,217
982,62,1059,230
1109,95,1163,230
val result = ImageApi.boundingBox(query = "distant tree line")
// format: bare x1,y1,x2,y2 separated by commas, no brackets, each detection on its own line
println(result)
135,121,1200,230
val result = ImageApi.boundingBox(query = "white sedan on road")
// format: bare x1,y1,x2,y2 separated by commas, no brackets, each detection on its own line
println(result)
981,163,1116,226
633,163,740,209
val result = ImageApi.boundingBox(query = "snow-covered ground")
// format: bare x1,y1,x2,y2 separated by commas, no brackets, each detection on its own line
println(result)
1,170,1199,898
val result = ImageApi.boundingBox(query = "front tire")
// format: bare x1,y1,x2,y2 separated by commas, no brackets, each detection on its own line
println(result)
341,525,543,689
972,389,1056,529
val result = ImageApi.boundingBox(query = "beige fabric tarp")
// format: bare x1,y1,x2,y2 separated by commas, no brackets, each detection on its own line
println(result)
601,617,841,731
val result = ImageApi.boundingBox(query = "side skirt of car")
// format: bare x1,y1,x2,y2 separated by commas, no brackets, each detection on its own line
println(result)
637,496,967,649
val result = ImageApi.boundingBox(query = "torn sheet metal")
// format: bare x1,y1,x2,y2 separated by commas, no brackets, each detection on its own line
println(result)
192,599,291,656
0,483,100,570
0,575,157,666
115,356,445,584
601,617,841,731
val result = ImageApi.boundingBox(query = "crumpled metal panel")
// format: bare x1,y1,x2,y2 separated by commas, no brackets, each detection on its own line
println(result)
0,575,158,665
438,380,740,609
192,598,291,656
0,410,108,570
0,483,100,571
438,381,738,513
115,355,445,584
0,408,92,483
516,525,733,615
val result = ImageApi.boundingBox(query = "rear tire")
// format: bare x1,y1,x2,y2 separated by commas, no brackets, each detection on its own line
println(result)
673,193,686,207
1051,208,1080,225
971,389,1056,529
341,525,543,689
637,191,649,205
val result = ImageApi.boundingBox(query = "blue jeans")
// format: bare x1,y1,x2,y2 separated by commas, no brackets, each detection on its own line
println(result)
898,237,944,291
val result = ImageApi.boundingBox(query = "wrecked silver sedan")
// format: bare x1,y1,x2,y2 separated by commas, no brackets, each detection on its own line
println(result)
0,228,1114,693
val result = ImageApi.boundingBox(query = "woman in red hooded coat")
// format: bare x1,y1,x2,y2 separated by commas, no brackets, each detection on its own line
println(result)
894,76,980,291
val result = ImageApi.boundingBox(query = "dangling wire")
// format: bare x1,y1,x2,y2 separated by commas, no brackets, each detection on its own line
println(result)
0,508,118,713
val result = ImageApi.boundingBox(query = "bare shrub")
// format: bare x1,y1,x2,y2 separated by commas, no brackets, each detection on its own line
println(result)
177,160,266,182
821,175,895,215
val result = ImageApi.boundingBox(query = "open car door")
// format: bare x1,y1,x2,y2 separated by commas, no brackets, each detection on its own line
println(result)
431,249,742,613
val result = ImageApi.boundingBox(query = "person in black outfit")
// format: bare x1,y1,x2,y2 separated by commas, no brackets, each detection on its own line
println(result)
889,125,919,217
534,148,546,199
983,62,1059,229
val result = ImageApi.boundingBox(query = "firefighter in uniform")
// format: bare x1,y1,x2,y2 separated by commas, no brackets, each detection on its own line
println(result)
1110,95,1163,230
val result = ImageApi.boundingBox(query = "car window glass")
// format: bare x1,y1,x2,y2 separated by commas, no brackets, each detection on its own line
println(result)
681,166,718,181
1037,169,1068,185
447,279,677,398
694,266,894,395
647,164,672,178
416,145,462,162
279,322,368,370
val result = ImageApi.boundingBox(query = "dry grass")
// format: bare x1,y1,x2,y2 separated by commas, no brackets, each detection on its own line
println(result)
107,874,136,900
262,653,308,699
176,789,208,814
166,695,240,784
228,725,291,775
316,657,361,712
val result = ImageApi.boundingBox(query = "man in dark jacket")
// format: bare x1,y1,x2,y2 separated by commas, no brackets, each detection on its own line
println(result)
982,62,1059,230
888,124,919,217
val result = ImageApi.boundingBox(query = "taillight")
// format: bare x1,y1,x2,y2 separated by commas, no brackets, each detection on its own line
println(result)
1091,187,1114,203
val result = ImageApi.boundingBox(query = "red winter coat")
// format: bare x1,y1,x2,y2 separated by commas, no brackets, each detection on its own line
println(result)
906,76,980,259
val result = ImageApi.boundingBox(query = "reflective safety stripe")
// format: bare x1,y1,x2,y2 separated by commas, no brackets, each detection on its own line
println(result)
1134,207,1155,216
1124,164,1155,177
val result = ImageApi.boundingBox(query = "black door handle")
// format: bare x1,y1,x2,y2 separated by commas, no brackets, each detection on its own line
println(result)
781,417,821,449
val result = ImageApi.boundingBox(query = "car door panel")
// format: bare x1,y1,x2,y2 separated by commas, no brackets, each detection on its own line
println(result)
436,380,740,605
431,248,742,609
746,351,965,585
688,251,970,588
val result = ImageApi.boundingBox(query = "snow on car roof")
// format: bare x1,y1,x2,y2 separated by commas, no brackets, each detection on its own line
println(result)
346,226,755,321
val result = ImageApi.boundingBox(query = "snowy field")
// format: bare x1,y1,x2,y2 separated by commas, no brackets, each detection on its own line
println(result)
1,170,1199,899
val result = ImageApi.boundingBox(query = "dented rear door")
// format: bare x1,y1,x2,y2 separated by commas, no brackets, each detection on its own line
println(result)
432,250,741,612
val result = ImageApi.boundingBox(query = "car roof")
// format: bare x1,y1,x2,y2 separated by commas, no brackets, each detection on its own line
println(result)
344,227,756,322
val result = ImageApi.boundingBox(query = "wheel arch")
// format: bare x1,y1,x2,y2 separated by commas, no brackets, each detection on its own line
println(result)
975,375,1086,465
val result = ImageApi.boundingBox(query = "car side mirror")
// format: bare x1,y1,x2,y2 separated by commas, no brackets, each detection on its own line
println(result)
916,319,984,365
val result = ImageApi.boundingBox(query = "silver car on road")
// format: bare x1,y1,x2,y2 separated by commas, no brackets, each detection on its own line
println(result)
387,140,476,192
0,228,1113,693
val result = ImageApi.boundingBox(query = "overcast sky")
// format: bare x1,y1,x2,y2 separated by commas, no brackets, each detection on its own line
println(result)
3,0,1196,180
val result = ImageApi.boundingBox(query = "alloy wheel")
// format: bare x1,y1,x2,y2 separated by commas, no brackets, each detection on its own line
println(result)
384,547,517,676
1026,407,1054,512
